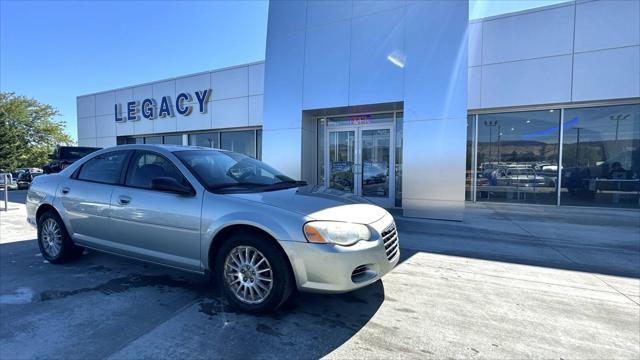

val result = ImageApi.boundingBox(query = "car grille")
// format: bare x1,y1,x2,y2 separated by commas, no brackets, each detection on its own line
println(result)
381,223,399,261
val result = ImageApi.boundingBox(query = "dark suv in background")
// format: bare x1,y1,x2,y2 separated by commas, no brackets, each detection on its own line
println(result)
43,146,101,174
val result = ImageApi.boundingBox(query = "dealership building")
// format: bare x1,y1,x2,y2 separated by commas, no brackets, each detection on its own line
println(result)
76,0,640,220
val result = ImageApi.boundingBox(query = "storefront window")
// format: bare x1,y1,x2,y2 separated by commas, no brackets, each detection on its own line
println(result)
189,132,219,148
318,118,326,186
476,110,560,205
221,130,257,158
256,129,262,160
560,104,640,208
163,135,182,145
465,115,475,201
144,136,162,144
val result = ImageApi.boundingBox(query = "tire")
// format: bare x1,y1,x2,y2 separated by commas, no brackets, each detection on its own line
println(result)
214,231,294,314
37,210,84,264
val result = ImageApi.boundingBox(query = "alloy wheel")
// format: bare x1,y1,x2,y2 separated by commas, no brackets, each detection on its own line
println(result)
41,218,62,258
223,246,273,304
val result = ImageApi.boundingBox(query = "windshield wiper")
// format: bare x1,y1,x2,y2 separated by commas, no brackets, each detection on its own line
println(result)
263,180,307,190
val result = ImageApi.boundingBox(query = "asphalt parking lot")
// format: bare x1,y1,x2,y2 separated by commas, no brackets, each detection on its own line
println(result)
1,190,639,359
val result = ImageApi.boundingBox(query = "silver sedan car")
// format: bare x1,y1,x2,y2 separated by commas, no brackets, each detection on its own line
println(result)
26,145,399,313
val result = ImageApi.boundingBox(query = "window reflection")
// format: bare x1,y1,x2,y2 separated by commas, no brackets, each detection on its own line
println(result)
465,115,474,201
476,110,560,205
561,104,639,208
220,130,257,158
189,132,220,148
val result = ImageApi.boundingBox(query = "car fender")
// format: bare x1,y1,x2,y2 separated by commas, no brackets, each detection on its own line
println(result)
200,197,309,271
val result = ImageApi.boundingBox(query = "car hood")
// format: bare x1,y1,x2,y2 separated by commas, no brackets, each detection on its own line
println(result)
226,185,388,224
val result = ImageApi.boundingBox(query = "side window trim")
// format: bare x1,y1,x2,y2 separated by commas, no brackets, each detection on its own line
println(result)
73,150,132,185
123,150,195,193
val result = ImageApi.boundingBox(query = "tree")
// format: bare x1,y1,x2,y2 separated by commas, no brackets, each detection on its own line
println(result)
0,92,73,171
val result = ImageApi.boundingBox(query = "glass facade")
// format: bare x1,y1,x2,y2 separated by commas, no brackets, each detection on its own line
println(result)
117,128,262,159
476,110,560,205
221,130,257,158
189,132,219,148
467,103,639,208
317,111,403,208
560,104,640,208
465,115,474,201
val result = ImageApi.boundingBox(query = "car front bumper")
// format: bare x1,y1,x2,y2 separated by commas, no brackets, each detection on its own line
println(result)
280,213,399,294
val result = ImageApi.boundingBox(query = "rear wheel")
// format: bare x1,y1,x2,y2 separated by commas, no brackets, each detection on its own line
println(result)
214,232,293,313
37,210,84,263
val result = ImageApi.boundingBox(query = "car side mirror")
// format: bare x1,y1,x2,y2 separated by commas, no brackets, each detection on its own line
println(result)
151,177,194,196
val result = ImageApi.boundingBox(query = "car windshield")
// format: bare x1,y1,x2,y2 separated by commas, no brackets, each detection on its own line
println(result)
59,147,100,160
175,150,305,193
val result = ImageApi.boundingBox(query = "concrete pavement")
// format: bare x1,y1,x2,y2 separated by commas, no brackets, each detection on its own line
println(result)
1,193,639,359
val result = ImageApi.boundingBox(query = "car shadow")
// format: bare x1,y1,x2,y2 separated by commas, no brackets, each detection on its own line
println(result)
0,240,386,359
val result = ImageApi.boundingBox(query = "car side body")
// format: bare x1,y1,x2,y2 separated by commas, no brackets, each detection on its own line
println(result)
26,145,399,307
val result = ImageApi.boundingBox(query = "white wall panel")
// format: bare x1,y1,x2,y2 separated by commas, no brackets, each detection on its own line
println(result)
211,66,248,100
76,96,95,119
77,116,96,139
349,7,404,106
468,21,482,67
481,55,572,108
248,63,265,96
95,114,116,138
482,4,574,64
468,66,481,109
303,20,350,110
77,138,97,147
262,128,302,179
176,73,212,131
573,46,640,102
352,0,404,18
575,0,640,52
266,0,307,37
96,137,117,148
211,97,248,129
404,0,468,121
132,85,154,135
307,0,352,28
262,30,306,130
115,88,134,136
152,80,177,134
95,92,115,116
248,95,263,126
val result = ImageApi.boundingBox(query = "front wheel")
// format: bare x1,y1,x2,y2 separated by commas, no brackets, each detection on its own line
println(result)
37,211,84,263
214,232,294,313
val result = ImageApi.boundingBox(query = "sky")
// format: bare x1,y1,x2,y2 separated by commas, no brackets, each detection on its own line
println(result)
1,0,569,141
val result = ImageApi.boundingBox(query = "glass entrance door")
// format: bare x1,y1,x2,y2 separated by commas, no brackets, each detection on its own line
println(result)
328,129,356,193
326,125,395,208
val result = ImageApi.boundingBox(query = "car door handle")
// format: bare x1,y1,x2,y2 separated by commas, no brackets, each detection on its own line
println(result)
61,187,70,194
118,196,131,205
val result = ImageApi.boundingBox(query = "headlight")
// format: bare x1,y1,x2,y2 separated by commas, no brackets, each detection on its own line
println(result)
303,221,371,246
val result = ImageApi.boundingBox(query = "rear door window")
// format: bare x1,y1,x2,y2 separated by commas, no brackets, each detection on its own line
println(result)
77,151,130,185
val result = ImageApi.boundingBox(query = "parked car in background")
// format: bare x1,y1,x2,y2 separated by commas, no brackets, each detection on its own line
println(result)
17,170,44,190
496,167,546,187
42,146,101,174
26,145,399,313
